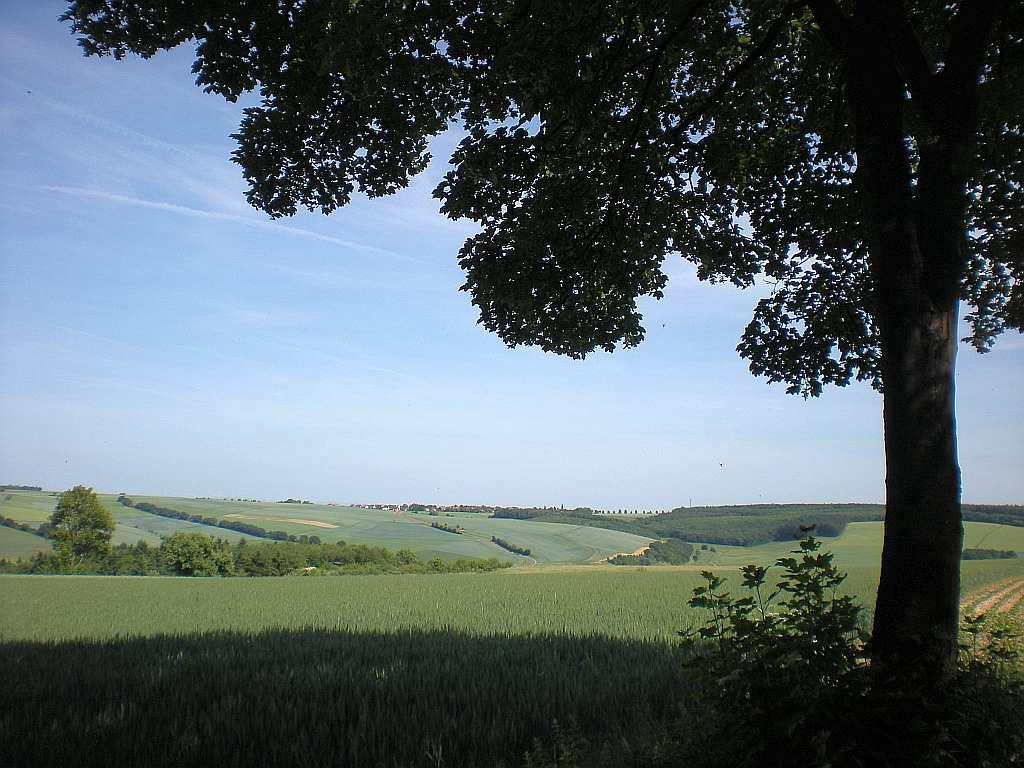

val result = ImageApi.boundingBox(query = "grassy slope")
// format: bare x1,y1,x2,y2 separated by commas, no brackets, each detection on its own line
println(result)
0,489,59,524
131,495,655,564
530,503,1022,547
692,521,1024,569
6,489,1022,565
1,490,655,564
0,526,50,560
2,558,1021,643
0,491,254,557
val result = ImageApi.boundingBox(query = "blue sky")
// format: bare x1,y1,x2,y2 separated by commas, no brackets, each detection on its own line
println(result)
1,1,1021,507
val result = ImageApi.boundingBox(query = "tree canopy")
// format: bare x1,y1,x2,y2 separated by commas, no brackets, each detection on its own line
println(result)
50,485,115,561
62,0,1022,396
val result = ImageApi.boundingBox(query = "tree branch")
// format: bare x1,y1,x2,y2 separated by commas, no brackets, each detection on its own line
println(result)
622,0,709,133
870,2,936,106
807,0,849,53
942,0,1009,105
664,0,806,143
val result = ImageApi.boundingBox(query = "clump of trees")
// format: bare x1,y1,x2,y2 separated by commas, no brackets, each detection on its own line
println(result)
608,539,694,566
491,537,531,557
0,513,50,539
161,532,234,576
670,535,1024,768
491,507,596,521
0,532,511,577
50,485,115,564
430,522,463,535
504,503,1024,548
962,548,1018,560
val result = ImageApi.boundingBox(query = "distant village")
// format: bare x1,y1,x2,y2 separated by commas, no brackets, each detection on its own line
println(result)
352,503,669,517
188,496,671,517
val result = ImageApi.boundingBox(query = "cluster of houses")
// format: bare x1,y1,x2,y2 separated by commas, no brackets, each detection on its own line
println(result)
350,502,670,517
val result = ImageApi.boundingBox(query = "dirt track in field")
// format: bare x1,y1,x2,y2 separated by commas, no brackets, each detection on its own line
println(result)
605,544,652,561
962,578,1024,616
222,514,338,529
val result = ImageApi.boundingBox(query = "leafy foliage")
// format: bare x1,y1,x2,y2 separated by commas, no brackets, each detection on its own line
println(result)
0,533,511,577
608,539,693,565
60,1,1023,393
491,537,532,557
962,547,1018,560
674,534,865,766
0,513,49,540
161,531,234,576
673,535,1024,768
49,485,114,562
431,521,464,535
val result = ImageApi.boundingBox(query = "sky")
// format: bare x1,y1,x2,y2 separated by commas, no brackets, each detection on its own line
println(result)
0,2,1021,508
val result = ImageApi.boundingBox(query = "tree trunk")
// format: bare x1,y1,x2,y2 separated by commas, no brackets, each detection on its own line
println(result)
871,296,962,677
807,0,1003,683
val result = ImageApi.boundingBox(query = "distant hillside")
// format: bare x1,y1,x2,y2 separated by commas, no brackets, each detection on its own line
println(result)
494,503,1024,547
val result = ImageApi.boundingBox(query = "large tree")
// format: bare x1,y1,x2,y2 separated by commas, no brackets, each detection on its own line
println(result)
50,484,115,562
62,1,1021,674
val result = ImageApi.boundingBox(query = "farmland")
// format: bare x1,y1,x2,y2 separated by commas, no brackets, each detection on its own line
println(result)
2,558,1022,767
3,558,1023,643
0,526,50,560
1,489,656,564
690,520,1024,569
2,485,1023,767
5,489,1023,566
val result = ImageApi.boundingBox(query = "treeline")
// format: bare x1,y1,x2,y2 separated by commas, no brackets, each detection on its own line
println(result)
491,506,595,520
961,504,1024,527
0,514,51,539
0,485,42,491
962,548,1018,560
120,496,305,542
608,539,694,566
431,522,463,535
614,506,885,546
0,532,511,577
494,503,1024,548
491,537,531,556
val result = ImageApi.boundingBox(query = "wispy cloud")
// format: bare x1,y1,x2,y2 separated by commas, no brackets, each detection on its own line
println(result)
40,185,416,260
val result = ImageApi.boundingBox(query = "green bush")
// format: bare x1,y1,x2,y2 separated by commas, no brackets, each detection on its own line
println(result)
162,532,234,576
962,547,1018,560
670,534,1024,768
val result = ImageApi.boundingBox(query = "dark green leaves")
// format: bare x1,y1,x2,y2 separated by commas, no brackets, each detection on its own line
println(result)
61,1,1022,388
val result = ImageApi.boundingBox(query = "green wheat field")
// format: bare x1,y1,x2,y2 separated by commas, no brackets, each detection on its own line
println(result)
2,488,1022,767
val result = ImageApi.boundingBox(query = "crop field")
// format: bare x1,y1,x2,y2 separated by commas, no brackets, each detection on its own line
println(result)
692,521,1024,568
5,489,1022,570
2,559,1022,767
0,526,50,560
126,494,657,564
4,559,1022,643
0,491,278,557
0,489,59,524
0,490,655,563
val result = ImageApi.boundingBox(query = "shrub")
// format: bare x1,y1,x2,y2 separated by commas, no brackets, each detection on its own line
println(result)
671,533,1024,768
961,548,1018,560
161,532,233,576
491,537,531,556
